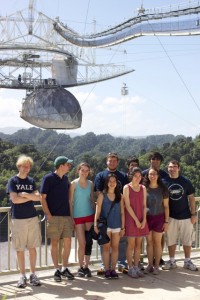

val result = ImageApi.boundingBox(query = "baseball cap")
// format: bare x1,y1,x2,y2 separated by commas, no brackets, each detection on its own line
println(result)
54,156,73,168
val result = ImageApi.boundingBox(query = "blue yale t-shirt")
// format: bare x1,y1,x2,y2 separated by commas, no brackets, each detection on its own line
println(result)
7,175,37,219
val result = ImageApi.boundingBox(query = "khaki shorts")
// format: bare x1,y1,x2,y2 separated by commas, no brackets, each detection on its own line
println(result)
47,216,73,239
166,217,194,247
10,216,41,251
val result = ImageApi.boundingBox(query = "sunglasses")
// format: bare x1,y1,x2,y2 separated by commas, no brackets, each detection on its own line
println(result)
107,152,118,158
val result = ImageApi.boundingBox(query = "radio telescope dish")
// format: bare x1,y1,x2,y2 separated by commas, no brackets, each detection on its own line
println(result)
20,88,82,129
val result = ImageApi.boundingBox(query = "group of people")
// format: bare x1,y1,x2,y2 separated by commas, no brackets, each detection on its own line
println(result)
7,151,198,288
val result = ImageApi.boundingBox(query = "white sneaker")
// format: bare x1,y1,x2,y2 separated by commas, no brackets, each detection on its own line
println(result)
17,275,27,288
134,266,145,277
162,260,177,270
183,260,198,271
128,267,139,278
153,267,160,275
144,265,154,274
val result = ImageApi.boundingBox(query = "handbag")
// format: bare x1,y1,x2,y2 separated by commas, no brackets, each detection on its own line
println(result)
89,200,116,245
96,200,116,245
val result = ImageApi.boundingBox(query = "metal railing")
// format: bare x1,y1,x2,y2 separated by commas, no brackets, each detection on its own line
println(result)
0,205,100,275
0,199,200,275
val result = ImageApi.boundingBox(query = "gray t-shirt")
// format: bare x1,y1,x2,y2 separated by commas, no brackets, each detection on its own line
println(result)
146,187,165,216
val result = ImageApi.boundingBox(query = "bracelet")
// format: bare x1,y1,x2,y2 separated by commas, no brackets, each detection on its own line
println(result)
191,213,197,216
121,228,125,230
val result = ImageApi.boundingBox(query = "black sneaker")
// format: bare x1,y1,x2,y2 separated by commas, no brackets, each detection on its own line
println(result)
61,267,74,280
84,267,92,277
105,269,111,279
54,269,62,282
110,270,119,279
78,267,86,277
17,276,27,288
159,258,165,266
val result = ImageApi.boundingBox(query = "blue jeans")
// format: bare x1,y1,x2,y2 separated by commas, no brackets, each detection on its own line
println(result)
118,236,127,267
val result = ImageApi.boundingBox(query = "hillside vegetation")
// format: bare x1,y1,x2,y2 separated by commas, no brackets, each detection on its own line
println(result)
0,128,199,206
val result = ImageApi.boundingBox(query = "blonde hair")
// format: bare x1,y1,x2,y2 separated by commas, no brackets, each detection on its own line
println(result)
16,155,33,168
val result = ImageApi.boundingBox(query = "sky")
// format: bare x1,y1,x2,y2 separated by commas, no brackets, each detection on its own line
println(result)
1,0,200,138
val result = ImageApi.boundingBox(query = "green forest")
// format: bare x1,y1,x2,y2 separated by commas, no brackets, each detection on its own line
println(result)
0,127,200,206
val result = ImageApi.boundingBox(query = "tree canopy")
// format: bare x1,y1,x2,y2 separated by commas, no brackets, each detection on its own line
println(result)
0,128,199,206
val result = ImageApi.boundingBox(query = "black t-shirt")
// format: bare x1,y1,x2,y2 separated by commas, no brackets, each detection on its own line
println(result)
94,169,128,193
163,175,195,220
40,172,70,216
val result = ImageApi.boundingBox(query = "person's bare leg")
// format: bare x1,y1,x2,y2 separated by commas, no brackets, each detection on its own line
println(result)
183,245,191,259
134,237,142,267
152,232,162,268
110,232,120,270
168,244,176,258
146,232,153,266
126,237,135,268
62,237,71,267
50,239,59,268
17,250,26,275
103,242,111,270
29,247,37,273
76,224,86,267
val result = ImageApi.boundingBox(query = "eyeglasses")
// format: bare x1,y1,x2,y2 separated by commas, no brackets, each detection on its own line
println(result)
149,173,158,176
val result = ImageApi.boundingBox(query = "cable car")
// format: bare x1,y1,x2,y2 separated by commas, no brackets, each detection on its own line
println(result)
121,83,128,96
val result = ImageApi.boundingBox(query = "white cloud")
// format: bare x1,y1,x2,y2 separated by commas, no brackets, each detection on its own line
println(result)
71,91,147,136
0,90,29,128
0,88,199,138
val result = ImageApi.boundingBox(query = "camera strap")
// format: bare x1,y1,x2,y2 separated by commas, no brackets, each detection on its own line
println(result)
106,200,116,220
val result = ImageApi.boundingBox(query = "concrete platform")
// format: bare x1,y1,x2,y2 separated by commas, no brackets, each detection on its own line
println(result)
0,255,200,300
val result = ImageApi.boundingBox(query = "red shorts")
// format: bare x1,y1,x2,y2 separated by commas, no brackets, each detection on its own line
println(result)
74,214,94,225
147,213,165,233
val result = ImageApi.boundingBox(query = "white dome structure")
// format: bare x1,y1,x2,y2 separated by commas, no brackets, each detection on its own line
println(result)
20,88,82,129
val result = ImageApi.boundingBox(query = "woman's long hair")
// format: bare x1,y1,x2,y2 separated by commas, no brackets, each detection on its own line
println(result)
104,173,121,203
128,167,142,182
143,168,169,198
